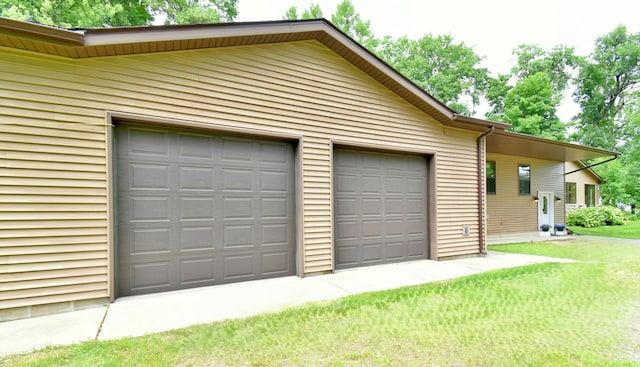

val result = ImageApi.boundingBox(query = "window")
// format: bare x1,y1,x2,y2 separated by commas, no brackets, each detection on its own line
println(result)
518,164,530,195
585,184,596,207
565,182,576,204
486,161,496,194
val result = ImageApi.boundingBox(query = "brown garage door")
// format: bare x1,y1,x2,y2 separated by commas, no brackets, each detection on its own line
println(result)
116,124,296,296
334,149,428,269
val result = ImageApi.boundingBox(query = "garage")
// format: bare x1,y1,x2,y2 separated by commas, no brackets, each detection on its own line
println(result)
334,149,429,269
115,124,296,296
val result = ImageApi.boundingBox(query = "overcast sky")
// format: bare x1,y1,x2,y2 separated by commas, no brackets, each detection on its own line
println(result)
236,0,640,119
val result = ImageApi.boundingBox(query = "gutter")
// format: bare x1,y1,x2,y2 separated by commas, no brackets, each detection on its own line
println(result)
477,126,495,255
564,156,618,176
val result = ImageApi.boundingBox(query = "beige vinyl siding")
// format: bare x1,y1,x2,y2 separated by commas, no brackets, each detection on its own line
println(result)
565,161,601,210
1,39,480,311
487,153,565,235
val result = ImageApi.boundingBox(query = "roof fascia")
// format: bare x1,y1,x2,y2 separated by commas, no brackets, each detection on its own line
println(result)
0,17,83,45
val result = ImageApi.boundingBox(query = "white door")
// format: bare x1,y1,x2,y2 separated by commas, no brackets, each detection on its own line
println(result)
537,191,554,230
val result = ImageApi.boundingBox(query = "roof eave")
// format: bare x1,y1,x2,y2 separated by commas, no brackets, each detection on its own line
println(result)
0,17,83,45
487,129,619,162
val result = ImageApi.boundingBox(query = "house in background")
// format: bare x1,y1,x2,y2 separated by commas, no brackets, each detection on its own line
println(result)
565,161,604,211
0,17,616,321
484,133,615,241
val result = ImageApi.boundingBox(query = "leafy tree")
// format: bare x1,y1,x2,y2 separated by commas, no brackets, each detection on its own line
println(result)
501,72,565,140
0,0,139,27
485,44,578,139
572,25,640,150
595,105,640,209
330,0,377,50
0,0,238,27
149,0,238,24
283,3,322,20
377,34,489,115
511,44,579,95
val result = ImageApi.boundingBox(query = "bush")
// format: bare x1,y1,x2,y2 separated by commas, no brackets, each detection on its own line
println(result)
567,206,626,228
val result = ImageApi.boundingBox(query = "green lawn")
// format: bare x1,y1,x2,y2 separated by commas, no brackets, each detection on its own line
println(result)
569,220,640,239
4,240,640,367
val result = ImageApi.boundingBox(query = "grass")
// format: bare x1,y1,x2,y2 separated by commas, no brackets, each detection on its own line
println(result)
3,240,640,366
568,220,640,239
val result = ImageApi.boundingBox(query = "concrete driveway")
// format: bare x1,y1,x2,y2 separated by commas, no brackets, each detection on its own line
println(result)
0,250,575,356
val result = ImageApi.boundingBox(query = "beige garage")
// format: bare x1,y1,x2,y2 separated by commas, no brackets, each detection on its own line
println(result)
1,17,530,320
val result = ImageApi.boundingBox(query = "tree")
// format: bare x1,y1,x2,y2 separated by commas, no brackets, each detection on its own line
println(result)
501,72,565,140
330,0,377,50
0,0,144,27
377,34,489,115
511,44,579,95
572,25,640,150
0,0,238,27
283,3,322,20
485,44,579,139
148,0,238,24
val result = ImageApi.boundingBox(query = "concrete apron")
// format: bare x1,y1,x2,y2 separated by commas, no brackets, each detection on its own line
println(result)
0,251,574,356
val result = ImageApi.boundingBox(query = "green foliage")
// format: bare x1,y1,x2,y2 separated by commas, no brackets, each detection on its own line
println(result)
567,206,626,227
485,44,579,140
330,0,378,50
377,34,489,115
501,72,566,140
572,25,640,151
0,0,238,27
283,2,322,20
149,0,238,25
0,0,138,27
569,220,640,239
511,44,580,95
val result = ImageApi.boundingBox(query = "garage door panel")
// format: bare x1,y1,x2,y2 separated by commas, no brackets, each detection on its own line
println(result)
131,261,171,291
222,138,253,162
362,244,383,263
117,124,295,296
223,197,253,219
261,142,290,164
334,149,428,269
178,166,214,190
178,133,215,159
180,257,216,284
130,227,172,254
261,170,289,192
223,254,255,280
128,128,170,157
335,174,357,194
262,251,291,275
222,168,253,191
261,198,289,218
179,226,215,251
261,224,289,245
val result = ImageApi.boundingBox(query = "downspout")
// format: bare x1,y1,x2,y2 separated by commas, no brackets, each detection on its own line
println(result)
477,126,495,255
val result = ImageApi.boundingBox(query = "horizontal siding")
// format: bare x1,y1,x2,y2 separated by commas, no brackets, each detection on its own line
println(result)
565,161,600,208
487,153,564,235
1,39,481,312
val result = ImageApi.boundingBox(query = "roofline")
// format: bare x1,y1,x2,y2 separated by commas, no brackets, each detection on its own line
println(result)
0,17,601,142
494,129,619,157
453,114,510,130
0,17,84,45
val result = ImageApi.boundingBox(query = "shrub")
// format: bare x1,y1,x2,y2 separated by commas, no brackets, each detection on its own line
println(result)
567,206,626,228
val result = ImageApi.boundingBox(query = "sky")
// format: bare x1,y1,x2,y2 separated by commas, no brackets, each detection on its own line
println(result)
236,0,640,120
